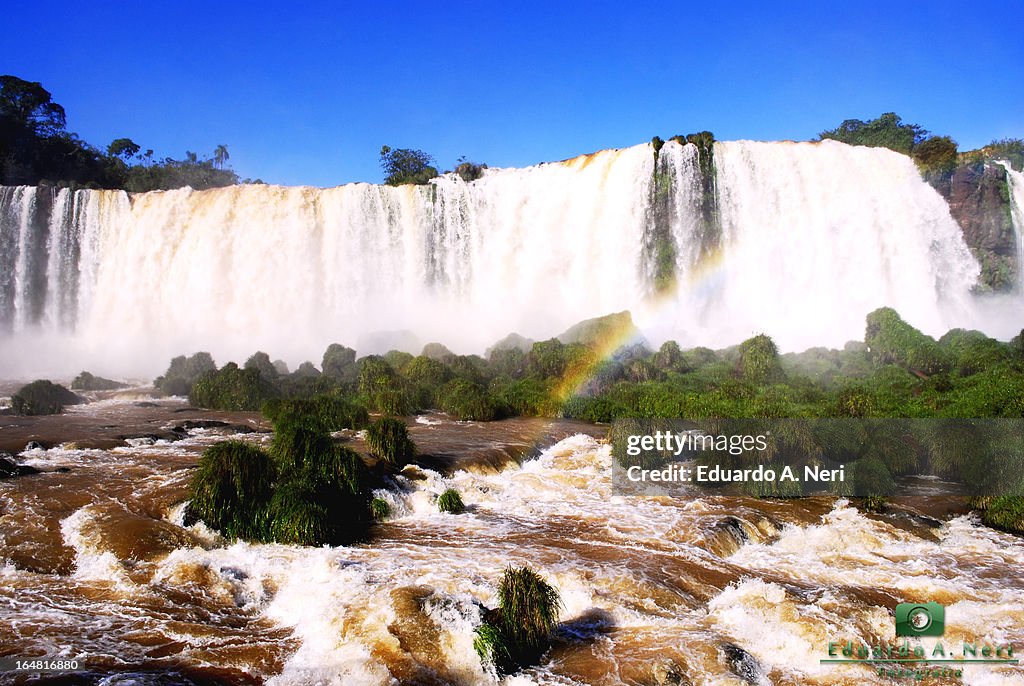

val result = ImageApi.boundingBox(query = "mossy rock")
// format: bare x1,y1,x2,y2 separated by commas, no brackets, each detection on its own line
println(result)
11,380,82,415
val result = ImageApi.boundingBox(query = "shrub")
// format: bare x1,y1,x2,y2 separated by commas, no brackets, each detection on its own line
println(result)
71,371,126,391
270,420,335,475
189,362,280,411
11,380,81,415
438,379,499,421
437,488,465,514
938,329,1010,376
365,417,416,466
263,395,369,433
738,334,783,384
455,160,487,182
244,351,279,382
155,352,216,396
267,479,330,546
322,343,357,382
186,441,276,541
913,135,958,175
865,307,950,375
980,496,1024,534
371,497,391,520
403,355,452,407
357,355,415,414
475,565,562,674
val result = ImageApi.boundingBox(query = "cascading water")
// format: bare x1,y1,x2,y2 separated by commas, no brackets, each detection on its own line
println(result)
998,161,1024,294
0,140,995,378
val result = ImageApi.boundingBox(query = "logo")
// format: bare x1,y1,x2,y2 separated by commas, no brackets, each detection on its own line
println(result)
895,602,945,637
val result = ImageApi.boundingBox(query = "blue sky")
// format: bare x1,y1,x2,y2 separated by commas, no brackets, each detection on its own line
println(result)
5,1,1022,187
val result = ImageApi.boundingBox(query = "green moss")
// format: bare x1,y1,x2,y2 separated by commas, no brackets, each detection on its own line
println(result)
437,488,465,514
365,417,416,466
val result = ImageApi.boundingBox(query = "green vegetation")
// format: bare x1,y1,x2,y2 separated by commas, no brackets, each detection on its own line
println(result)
186,408,378,545
186,441,276,540
738,334,783,384
475,566,562,674
380,145,438,185
189,362,279,411
365,417,416,466
437,488,465,514
71,371,126,391
960,138,1024,171
865,307,950,375
155,352,216,396
816,112,960,177
371,497,391,520
168,306,1023,531
1,75,241,189
11,379,81,415
455,157,487,182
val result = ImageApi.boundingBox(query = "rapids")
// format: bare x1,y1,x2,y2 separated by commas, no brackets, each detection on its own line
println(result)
1,398,1022,685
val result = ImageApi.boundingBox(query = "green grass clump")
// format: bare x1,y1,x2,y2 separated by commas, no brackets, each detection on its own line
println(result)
371,497,391,520
473,622,514,674
267,480,330,545
475,565,562,674
437,488,465,514
186,440,276,541
263,394,369,432
365,417,416,466
979,496,1024,534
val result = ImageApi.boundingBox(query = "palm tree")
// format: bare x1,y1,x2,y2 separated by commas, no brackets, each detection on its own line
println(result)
213,144,229,169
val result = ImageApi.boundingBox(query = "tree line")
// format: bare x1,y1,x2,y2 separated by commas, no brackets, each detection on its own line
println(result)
0,75,244,191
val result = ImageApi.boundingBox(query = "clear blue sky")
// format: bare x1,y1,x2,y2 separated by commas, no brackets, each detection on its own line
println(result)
5,0,1022,187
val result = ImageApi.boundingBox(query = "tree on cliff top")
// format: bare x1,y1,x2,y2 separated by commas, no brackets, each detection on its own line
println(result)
818,112,927,154
380,145,438,185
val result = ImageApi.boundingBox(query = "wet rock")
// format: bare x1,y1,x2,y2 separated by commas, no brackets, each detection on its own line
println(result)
720,643,768,685
71,371,128,391
937,163,1018,291
0,455,40,477
179,419,229,430
25,440,47,451
134,401,159,408
651,659,692,686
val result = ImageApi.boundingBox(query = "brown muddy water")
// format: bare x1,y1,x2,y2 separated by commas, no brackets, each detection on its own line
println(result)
0,394,1022,685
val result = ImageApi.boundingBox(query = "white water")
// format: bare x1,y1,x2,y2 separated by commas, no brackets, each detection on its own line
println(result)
0,140,1012,378
999,161,1024,295
7,426,1023,684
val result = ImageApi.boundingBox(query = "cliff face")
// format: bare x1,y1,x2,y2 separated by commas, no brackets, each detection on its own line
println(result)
933,164,1017,291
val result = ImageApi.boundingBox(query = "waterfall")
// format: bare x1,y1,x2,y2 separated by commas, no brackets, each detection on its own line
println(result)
997,161,1024,294
0,140,994,378
644,140,980,350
